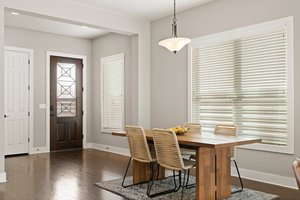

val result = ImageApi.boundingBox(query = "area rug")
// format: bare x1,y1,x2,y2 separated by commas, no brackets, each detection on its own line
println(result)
95,175,279,200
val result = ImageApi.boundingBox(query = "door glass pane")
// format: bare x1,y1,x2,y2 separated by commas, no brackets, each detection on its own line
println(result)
57,63,76,117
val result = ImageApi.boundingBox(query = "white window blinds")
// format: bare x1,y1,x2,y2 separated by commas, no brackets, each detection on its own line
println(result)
101,53,124,132
191,26,289,146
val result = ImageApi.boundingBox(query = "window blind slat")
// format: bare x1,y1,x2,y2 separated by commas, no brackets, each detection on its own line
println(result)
191,28,288,146
101,54,124,131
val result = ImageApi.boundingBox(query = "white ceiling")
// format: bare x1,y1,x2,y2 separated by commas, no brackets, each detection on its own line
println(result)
4,0,215,39
62,0,215,21
4,11,109,39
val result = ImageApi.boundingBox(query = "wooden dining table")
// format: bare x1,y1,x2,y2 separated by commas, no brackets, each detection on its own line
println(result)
113,130,261,200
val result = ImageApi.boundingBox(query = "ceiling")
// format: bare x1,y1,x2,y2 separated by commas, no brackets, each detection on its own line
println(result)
62,0,215,21
5,10,109,39
4,0,215,39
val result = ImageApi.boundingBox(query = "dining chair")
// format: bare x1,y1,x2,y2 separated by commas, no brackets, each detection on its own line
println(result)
181,122,201,160
122,125,156,189
148,128,196,200
292,158,300,190
185,122,201,133
214,123,243,193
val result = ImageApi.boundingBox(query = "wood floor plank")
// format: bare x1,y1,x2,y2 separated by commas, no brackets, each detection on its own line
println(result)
0,149,298,200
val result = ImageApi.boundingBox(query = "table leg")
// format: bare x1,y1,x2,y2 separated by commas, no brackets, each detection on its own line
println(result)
132,160,150,184
196,147,216,200
216,148,231,199
132,160,165,184
195,147,231,200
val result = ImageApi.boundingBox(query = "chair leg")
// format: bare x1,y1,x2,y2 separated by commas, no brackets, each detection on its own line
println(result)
232,159,244,194
147,170,181,198
156,164,160,179
185,169,196,189
181,170,187,200
147,162,155,195
123,158,153,188
121,157,132,188
172,170,178,189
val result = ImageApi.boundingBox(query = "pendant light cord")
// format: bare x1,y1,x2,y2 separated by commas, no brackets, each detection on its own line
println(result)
158,0,191,53
173,0,177,24
172,0,178,38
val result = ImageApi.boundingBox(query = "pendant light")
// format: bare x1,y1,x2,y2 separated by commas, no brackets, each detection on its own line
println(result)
158,0,191,54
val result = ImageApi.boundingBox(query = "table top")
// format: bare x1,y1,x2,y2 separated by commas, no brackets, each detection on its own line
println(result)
112,130,261,149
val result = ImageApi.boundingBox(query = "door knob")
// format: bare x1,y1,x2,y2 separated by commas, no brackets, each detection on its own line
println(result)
4,115,9,118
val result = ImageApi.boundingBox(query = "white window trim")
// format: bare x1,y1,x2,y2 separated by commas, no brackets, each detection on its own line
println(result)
100,53,125,133
188,17,294,154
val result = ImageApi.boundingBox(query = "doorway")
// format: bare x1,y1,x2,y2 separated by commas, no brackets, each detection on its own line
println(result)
50,56,83,151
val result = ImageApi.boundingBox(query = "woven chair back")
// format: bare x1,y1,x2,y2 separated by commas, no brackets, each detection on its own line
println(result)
184,122,201,133
152,128,184,171
214,124,238,158
125,126,153,163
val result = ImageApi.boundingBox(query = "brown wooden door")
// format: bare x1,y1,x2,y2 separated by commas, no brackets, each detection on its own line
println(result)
50,56,83,151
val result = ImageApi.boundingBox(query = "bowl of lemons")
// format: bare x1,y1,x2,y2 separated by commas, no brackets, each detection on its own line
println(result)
168,126,188,135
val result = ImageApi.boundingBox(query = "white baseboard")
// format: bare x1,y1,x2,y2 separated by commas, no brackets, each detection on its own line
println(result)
86,143,129,156
231,166,297,189
30,146,49,154
0,172,7,183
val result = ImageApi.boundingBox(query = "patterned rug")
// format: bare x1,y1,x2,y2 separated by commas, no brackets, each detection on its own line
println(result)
95,175,279,200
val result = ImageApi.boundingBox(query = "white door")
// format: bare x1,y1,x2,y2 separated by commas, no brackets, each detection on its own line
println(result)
4,50,30,155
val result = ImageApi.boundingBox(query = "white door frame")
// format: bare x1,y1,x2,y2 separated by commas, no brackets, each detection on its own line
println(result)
46,51,87,151
4,46,34,154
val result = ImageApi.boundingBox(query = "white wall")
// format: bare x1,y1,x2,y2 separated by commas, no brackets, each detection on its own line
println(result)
151,0,299,183
2,0,150,129
4,26,92,148
0,0,150,181
0,5,5,179
91,33,136,148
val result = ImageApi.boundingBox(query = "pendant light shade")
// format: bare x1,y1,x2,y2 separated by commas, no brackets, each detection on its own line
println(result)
159,37,191,53
158,0,191,54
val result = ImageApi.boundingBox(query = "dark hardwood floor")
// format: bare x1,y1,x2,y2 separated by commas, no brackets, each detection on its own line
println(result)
0,149,298,200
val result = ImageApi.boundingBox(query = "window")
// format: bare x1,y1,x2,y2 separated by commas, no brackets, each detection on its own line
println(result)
189,17,294,154
101,53,124,132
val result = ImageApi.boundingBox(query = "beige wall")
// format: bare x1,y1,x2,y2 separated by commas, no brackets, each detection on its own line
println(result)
91,33,137,148
4,27,92,148
151,0,300,179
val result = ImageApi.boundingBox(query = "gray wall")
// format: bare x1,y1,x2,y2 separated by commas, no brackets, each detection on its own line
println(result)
151,0,300,178
4,27,92,148
91,33,137,148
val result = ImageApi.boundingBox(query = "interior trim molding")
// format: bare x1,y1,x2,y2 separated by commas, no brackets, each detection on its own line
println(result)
231,166,297,189
0,172,7,183
29,146,49,154
86,143,129,157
